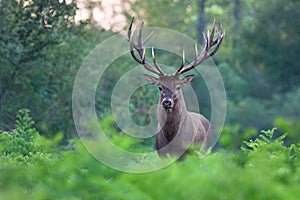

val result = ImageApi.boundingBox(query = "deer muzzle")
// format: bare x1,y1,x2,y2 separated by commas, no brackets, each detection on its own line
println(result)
161,98,174,109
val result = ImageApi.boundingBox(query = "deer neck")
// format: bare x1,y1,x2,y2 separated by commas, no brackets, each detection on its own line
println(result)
157,91,187,137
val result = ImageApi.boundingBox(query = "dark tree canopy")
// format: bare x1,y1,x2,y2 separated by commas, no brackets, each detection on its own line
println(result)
239,0,300,96
0,0,78,132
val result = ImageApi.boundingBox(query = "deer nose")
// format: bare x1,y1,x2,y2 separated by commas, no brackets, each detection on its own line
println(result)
162,98,173,108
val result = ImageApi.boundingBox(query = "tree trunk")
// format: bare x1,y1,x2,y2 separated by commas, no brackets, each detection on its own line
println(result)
233,0,242,47
196,0,206,42
232,0,243,73
234,0,242,24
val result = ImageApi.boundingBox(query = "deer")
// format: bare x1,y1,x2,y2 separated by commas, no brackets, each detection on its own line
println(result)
127,18,224,158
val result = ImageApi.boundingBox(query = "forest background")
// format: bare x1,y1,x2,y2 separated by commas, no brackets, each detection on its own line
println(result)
0,0,300,199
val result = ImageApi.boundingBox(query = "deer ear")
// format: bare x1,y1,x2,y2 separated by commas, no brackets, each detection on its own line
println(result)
182,74,195,85
144,74,159,85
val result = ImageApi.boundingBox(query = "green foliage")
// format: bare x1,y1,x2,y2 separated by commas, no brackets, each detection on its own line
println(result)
0,109,56,164
223,86,300,141
0,142,118,199
1,111,299,199
0,0,77,132
1,2,300,198
227,97,275,129
129,84,158,126
127,0,300,145
274,117,300,145
0,130,299,199
96,56,137,117
242,128,288,153
0,0,113,137
0,109,41,157
219,124,256,150
219,63,249,101
102,129,299,200
239,0,300,95
1,0,300,144
99,115,154,153
241,128,300,187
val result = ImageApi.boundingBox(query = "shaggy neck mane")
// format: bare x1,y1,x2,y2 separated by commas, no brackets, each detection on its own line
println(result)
158,91,187,139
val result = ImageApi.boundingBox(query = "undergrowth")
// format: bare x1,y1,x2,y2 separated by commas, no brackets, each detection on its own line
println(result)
0,109,299,199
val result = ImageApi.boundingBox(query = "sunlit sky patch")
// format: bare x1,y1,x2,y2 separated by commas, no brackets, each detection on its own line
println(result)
74,0,134,32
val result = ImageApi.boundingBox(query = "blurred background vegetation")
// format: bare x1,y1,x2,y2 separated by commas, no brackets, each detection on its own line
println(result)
0,0,300,199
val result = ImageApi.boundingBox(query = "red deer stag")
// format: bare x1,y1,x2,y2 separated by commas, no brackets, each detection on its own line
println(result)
127,18,224,158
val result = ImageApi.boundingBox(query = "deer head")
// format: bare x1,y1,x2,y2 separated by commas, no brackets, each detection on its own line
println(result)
127,17,224,111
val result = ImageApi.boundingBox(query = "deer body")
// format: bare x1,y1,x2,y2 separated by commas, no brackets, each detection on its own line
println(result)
156,112,211,157
146,75,212,157
127,18,224,158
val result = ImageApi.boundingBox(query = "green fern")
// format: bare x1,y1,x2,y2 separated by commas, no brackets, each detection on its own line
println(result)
0,109,41,159
241,128,288,153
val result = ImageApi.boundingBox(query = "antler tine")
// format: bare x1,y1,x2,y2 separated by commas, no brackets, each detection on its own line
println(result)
137,21,144,47
152,47,166,76
175,44,198,76
128,18,143,64
174,51,185,76
208,18,216,48
129,33,142,64
127,17,165,76
208,22,225,57
209,31,225,57
143,31,154,45
210,22,222,47
127,17,134,42
181,51,185,68
176,20,225,75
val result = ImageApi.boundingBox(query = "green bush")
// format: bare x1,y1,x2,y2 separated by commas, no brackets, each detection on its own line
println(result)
1,111,299,199
0,109,44,162
219,124,257,150
275,117,300,145
116,128,300,200
0,109,62,164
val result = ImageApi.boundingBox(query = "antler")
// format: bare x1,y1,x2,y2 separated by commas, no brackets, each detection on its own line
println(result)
127,17,166,76
175,19,225,76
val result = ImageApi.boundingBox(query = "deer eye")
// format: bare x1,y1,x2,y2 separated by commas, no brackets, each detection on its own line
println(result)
158,86,162,91
175,85,181,90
